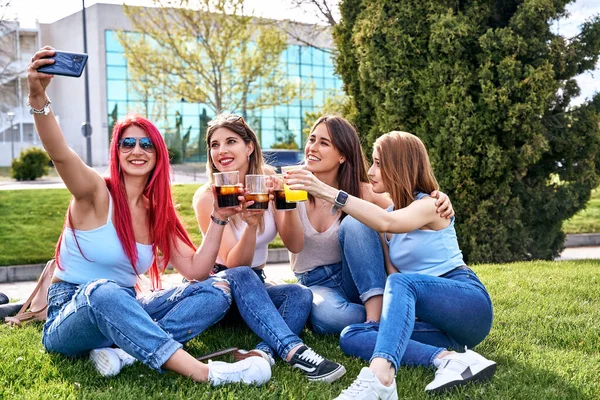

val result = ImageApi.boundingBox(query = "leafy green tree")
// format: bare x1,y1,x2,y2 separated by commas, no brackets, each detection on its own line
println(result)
272,117,300,149
335,0,600,263
303,92,355,139
107,103,118,142
119,0,301,115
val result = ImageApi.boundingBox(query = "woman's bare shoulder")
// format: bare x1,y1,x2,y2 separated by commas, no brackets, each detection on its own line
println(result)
192,183,212,205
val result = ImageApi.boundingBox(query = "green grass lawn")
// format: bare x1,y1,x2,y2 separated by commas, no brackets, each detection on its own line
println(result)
0,260,598,399
0,185,284,266
563,188,600,234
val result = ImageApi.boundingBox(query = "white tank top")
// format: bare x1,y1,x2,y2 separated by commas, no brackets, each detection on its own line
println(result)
215,208,277,268
289,201,342,274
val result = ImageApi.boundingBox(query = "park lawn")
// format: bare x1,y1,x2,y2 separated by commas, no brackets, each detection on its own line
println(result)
0,260,599,399
563,187,600,234
0,185,284,266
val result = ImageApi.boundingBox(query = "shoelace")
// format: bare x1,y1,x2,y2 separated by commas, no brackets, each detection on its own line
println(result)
340,377,371,395
298,348,324,365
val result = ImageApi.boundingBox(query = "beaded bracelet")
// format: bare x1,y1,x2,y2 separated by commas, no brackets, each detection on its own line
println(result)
211,214,229,226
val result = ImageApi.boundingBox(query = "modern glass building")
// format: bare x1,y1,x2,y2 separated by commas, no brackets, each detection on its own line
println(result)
105,30,344,163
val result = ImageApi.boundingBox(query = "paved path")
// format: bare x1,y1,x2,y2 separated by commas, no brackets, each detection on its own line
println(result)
0,263,296,303
2,247,599,303
557,246,600,261
0,165,207,190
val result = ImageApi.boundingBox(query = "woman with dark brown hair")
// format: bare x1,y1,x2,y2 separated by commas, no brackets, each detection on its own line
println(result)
278,116,454,335
287,131,496,399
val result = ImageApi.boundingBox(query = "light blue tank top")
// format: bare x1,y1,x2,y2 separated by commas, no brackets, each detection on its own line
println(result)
386,192,465,276
54,192,155,287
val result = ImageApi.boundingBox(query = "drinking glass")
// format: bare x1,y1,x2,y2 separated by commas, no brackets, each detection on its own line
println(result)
281,165,308,202
214,171,239,208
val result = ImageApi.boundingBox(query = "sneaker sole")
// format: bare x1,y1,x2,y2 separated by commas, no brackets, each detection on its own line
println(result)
308,365,347,383
426,362,497,394
89,349,119,377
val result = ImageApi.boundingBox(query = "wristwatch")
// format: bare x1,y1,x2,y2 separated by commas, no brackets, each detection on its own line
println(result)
331,190,349,215
27,98,52,115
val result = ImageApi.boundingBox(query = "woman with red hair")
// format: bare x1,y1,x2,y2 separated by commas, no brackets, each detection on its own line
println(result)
29,46,270,386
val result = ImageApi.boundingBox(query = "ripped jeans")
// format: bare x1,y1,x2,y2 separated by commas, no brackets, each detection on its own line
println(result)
42,277,231,372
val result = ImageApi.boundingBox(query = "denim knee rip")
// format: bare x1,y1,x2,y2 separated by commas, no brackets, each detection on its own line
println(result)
166,278,232,304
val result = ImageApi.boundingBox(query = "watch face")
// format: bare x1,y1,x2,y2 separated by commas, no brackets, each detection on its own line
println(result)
336,190,349,206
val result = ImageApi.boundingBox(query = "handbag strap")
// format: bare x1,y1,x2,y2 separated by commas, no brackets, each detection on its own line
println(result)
15,259,55,315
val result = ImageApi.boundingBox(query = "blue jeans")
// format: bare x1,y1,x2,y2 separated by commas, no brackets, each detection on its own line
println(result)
339,267,493,369
296,216,387,334
216,267,308,360
42,277,231,372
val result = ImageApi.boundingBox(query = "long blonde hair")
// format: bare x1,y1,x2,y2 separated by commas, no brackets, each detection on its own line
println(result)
375,131,438,210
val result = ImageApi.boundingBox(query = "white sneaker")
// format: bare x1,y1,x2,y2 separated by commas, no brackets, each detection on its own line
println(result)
208,356,271,386
425,350,497,393
334,367,398,400
89,347,136,377
233,348,276,366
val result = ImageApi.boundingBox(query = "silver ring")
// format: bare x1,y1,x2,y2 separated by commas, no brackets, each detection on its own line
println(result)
30,57,34,63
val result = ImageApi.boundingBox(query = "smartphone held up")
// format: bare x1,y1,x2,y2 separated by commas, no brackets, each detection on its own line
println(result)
37,51,88,78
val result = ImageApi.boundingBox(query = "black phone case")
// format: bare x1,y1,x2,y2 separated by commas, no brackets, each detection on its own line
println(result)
37,51,88,77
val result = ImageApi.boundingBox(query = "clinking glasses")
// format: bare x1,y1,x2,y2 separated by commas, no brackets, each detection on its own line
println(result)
118,137,155,153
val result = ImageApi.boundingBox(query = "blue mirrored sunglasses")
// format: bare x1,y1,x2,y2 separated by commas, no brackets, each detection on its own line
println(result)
118,137,155,153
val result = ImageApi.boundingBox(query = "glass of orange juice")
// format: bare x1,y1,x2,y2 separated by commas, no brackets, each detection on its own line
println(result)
281,165,308,202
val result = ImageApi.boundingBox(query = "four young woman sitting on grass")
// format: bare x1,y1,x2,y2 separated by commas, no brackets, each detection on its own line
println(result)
20,46,496,398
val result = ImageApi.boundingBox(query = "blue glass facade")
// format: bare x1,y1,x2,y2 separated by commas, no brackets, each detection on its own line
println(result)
105,30,343,162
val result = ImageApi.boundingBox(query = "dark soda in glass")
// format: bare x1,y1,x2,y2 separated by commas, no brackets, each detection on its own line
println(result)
216,185,239,208
245,193,269,210
274,189,297,211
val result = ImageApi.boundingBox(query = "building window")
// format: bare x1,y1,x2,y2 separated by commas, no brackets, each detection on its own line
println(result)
104,29,343,161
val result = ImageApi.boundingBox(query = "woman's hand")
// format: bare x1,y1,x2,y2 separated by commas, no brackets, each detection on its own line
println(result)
28,46,56,103
240,190,266,227
211,184,244,221
284,168,330,200
430,190,454,219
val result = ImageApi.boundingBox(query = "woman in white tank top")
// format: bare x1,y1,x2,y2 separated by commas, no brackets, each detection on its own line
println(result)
192,114,346,382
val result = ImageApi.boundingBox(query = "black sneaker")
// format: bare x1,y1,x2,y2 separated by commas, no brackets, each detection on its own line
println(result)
288,345,346,383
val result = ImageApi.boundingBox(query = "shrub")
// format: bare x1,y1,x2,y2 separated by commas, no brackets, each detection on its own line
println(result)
335,0,600,263
11,147,51,181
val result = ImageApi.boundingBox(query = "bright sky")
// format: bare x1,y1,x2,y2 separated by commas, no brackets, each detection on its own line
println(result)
5,0,599,105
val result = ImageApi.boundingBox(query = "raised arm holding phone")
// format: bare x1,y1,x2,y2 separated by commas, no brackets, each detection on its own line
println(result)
28,46,273,386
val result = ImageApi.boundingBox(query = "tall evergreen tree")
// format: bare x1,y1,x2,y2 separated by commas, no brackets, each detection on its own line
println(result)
335,0,600,262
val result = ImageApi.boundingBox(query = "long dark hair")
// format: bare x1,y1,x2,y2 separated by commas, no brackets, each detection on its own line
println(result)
308,115,369,220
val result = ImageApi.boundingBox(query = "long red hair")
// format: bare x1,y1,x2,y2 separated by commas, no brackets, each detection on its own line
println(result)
55,115,196,290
